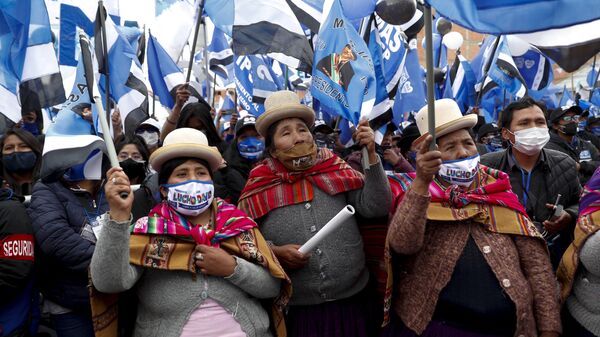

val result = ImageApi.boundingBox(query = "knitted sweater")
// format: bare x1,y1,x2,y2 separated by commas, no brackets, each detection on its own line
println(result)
90,216,281,337
259,160,392,305
567,231,600,336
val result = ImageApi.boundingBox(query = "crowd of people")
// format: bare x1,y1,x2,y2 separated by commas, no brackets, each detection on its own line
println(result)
1,88,600,337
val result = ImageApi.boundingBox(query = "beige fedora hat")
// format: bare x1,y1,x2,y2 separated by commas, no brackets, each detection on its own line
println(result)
149,128,222,172
414,99,478,145
256,90,315,137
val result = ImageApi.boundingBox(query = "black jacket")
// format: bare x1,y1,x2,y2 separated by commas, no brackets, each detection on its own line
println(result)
481,148,581,268
27,181,109,311
545,132,600,185
213,142,255,205
0,189,34,301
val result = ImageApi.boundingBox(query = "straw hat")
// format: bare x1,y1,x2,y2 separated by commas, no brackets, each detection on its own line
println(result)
414,99,478,145
255,90,315,137
149,128,222,172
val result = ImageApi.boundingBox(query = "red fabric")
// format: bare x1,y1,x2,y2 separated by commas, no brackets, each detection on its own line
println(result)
238,148,364,219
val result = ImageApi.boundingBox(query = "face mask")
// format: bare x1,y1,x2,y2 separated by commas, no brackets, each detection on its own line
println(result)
21,122,39,136
2,151,37,172
439,154,480,188
509,127,550,156
136,130,159,147
119,158,146,181
163,180,214,216
560,123,578,136
273,142,318,171
485,136,504,153
592,126,600,136
237,137,264,161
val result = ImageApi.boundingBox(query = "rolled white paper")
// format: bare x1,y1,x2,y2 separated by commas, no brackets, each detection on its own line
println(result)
298,205,356,254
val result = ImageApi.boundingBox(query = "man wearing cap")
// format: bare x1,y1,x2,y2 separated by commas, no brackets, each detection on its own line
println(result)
397,123,420,169
214,114,264,204
546,105,600,185
580,114,600,150
482,97,581,269
385,98,560,337
476,123,504,155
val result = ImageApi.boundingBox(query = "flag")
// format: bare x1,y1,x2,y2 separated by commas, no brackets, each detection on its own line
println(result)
426,0,600,34
363,15,392,129
205,0,314,72
588,66,599,88
234,56,265,116
513,46,553,100
220,93,235,111
149,0,196,63
286,0,323,32
311,0,376,125
251,56,285,104
373,14,408,95
0,0,65,117
147,33,184,109
391,39,426,125
559,86,575,107
206,18,234,80
480,83,512,123
41,51,106,182
471,36,497,86
444,54,477,113
95,6,149,134
514,20,600,72
486,36,527,98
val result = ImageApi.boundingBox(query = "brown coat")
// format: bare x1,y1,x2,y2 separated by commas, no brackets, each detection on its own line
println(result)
388,188,561,337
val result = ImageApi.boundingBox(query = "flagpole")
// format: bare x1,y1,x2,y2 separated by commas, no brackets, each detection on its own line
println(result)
186,1,204,84
98,1,111,127
423,2,436,149
80,34,128,199
592,54,600,100
475,35,501,108
211,76,216,107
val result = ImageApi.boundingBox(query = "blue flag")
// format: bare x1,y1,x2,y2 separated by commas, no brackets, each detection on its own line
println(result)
426,0,600,34
588,67,599,88
147,33,184,109
251,55,285,104
392,39,426,125
559,86,575,107
234,56,265,116
311,0,376,125
365,16,392,124
373,15,408,93
207,24,234,80
514,47,553,100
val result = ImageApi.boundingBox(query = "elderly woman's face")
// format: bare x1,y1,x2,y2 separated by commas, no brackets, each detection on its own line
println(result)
436,129,478,162
272,118,313,153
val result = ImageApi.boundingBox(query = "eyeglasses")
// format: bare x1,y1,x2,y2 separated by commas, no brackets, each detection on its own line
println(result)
561,115,580,122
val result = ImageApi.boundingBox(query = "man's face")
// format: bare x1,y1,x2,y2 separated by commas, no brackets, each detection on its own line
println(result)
554,112,578,131
480,132,500,145
340,46,355,62
501,105,547,143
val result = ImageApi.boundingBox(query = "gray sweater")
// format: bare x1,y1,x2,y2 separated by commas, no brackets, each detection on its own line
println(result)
259,159,392,305
90,215,281,337
567,231,600,336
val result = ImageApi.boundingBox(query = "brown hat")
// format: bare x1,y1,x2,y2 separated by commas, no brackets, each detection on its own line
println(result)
255,90,315,137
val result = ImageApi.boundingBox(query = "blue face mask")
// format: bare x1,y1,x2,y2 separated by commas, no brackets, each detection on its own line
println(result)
21,122,40,136
237,137,265,161
2,151,37,173
592,126,600,136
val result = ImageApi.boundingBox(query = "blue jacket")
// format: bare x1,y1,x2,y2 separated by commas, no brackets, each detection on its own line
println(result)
27,181,108,311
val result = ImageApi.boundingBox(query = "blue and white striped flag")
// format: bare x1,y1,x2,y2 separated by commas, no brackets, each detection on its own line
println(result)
207,18,234,80
95,7,149,134
443,54,477,113
41,53,106,182
205,0,314,73
286,0,323,32
486,36,527,98
363,15,392,128
373,15,408,94
392,39,426,125
0,0,65,122
147,33,184,109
